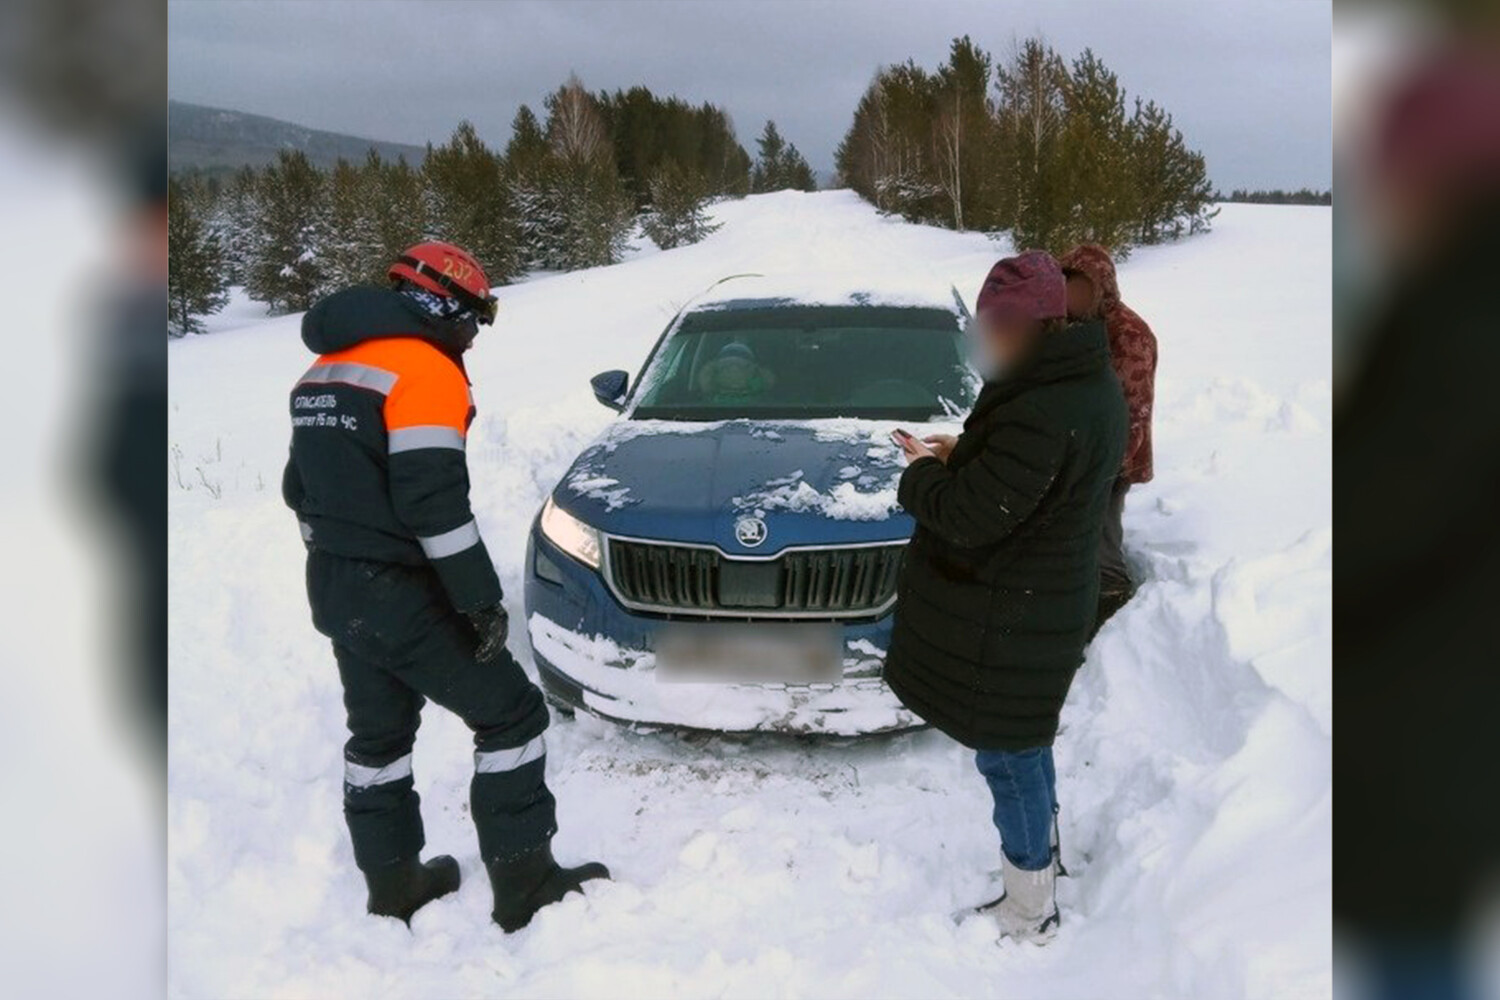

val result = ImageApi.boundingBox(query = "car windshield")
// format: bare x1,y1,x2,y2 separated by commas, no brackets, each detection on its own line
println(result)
629,305,978,421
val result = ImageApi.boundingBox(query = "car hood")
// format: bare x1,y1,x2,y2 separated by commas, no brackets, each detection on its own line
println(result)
553,418,955,554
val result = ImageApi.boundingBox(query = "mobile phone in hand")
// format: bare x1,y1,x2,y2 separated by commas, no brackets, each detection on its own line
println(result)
890,428,916,448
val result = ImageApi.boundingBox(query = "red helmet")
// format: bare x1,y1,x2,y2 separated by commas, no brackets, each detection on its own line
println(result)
388,241,498,324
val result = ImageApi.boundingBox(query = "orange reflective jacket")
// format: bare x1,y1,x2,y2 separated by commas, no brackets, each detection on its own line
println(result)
284,286,500,612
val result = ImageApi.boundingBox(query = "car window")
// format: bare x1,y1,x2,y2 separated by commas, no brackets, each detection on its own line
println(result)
648,333,691,391
631,305,976,421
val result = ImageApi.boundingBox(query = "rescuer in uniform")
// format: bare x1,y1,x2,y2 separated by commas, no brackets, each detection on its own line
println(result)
284,241,608,930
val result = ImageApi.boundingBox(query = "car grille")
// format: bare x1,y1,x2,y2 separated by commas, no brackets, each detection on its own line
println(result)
607,538,906,617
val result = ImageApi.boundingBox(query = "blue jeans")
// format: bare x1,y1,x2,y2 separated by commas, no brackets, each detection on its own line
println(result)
975,746,1057,872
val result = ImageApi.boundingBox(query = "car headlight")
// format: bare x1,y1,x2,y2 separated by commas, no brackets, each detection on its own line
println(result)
539,495,602,569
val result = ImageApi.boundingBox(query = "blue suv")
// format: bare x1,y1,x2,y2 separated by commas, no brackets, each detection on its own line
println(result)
523,276,976,735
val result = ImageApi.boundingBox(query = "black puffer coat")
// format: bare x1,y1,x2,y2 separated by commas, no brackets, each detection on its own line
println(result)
884,320,1126,750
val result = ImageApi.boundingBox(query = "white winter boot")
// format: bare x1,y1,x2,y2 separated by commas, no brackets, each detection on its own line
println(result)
986,856,1060,944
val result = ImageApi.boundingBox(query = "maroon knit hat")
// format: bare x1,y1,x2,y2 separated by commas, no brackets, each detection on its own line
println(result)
975,251,1067,322
1373,46,1500,197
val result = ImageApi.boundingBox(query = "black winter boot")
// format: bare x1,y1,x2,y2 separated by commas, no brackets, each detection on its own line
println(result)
487,843,609,932
364,854,461,924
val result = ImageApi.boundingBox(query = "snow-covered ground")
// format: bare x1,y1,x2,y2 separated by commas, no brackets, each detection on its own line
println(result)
192,284,276,335
168,191,1331,999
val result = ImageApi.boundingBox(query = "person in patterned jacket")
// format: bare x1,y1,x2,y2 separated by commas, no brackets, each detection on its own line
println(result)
1060,244,1158,633
285,241,608,931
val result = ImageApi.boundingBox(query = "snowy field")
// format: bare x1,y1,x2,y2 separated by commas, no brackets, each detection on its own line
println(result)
168,191,1331,999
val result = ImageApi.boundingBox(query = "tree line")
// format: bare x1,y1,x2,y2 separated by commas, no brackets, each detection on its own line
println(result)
836,36,1217,256
171,41,1230,335
168,76,816,334
1220,188,1332,206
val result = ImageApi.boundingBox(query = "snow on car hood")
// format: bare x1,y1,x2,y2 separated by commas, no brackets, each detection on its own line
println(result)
553,418,956,553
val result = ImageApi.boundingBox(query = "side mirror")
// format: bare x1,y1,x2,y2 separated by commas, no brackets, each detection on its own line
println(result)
590,369,629,411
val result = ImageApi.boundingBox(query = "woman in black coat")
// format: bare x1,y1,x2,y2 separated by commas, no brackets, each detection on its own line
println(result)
885,250,1126,943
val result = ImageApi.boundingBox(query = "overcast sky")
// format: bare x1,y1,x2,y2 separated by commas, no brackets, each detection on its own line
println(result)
168,0,1330,192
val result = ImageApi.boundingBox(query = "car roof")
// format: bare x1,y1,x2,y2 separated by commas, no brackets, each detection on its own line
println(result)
685,272,970,318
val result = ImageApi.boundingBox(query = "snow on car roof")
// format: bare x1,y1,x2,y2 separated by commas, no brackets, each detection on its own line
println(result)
686,272,968,316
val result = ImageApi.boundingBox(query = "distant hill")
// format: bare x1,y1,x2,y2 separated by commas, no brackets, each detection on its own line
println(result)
168,100,428,175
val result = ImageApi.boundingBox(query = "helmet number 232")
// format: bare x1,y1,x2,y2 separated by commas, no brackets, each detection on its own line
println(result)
442,257,475,282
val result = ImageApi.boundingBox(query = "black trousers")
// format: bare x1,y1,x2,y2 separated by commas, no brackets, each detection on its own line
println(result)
1098,478,1132,596
306,550,556,871
1091,478,1134,639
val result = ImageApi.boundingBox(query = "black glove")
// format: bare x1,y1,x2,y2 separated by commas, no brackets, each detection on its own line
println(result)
466,604,509,663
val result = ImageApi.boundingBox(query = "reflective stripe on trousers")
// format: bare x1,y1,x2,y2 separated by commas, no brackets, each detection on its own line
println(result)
344,753,413,789
474,735,545,774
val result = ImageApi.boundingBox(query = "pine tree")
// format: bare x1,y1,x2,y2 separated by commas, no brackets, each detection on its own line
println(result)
993,38,1071,251
835,65,944,221
504,104,558,270
697,103,752,196
247,149,329,313
593,88,753,204
931,36,995,231
748,120,817,193
836,76,899,212
1128,98,1216,245
753,120,784,191
423,120,518,283
783,143,817,191
212,166,261,285
750,120,786,192
365,152,427,282
836,36,1216,254
538,76,634,270
322,157,383,290
641,159,721,249
719,133,753,197
595,85,668,208
1056,48,1136,253
168,176,229,335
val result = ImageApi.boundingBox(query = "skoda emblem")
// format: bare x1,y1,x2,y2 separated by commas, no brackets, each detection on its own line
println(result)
734,516,768,548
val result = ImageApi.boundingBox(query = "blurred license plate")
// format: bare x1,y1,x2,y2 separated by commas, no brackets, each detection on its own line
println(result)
655,623,842,684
